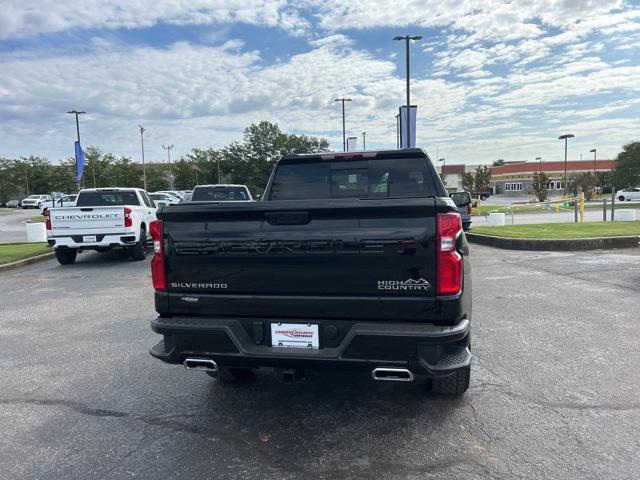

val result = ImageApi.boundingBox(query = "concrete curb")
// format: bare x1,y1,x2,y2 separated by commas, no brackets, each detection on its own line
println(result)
466,232,640,251
0,251,54,273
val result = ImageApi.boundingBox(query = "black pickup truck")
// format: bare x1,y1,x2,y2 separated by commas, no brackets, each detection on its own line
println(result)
149,148,472,395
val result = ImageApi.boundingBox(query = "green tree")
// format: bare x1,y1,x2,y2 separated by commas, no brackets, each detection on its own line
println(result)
145,163,171,192
107,156,143,187
595,171,611,194
221,121,329,194
49,158,77,192
0,159,21,201
186,148,223,185
492,159,505,167
611,141,640,189
14,156,55,194
532,171,550,202
172,158,198,190
574,172,597,200
474,165,491,190
82,147,117,188
461,172,475,191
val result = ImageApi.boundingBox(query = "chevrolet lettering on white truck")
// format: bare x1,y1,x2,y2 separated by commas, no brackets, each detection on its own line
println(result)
45,188,157,265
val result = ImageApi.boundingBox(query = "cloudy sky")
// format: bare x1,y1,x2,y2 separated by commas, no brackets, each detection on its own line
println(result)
1,0,639,165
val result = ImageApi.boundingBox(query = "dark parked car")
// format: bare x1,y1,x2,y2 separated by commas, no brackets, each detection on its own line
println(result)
6,199,21,208
148,149,472,395
469,189,492,201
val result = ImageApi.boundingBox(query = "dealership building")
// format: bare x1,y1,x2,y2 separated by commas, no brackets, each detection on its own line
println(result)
489,159,616,195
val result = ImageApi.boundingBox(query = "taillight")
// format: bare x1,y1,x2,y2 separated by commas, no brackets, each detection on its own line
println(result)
467,203,472,215
44,208,51,231
437,212,463,296
149,220,166,291
124,207,132,228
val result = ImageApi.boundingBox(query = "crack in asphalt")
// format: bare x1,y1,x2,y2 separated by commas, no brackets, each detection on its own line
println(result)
496,257,640,294
0,397,326,479
0,398,129,418
0,395,510,479
470,383,640,411
321,455,510,480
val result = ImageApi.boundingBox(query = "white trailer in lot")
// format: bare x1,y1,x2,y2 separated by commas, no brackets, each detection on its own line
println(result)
45,188,157,265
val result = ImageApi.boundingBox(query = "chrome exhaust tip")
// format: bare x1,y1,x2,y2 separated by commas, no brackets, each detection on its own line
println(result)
371,367,414,382
183,358,218,372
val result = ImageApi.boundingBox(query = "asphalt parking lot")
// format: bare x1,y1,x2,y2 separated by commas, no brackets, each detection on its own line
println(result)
0,208,37,242
1,245,639,479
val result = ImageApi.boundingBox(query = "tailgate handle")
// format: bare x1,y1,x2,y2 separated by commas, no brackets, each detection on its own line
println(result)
80,208,94,212
265,211,310,225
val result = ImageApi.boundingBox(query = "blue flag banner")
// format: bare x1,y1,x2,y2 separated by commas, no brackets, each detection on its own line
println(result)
75,141,85,183
399,105,417,148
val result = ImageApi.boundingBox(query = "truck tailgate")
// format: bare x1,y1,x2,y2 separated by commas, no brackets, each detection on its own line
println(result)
160,199,439,321
49,206,126,234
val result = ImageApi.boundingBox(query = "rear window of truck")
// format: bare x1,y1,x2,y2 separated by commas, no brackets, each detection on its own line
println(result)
191,186,250,201
269,157,438,200
75,191,140,207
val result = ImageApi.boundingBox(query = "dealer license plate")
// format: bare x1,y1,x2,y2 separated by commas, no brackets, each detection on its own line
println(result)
271,323,319,349
83,235,97,243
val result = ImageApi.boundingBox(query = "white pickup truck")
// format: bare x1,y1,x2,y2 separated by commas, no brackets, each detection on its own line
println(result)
45,188,157,265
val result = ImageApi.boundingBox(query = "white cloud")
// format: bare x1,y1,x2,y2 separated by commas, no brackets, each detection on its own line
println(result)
1,38,459,159
494,64,640,107
0,0,310,39
309,0,632,42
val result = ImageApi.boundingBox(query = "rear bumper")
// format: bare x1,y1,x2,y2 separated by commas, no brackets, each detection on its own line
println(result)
48,231,138,248
150,316,471,377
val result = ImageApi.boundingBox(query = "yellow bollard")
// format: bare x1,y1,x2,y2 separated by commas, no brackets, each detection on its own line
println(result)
579,192,585,223
555,203,561,212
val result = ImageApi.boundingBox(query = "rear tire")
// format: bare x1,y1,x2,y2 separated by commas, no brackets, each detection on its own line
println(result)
618,195,625,201
207,366,256,383
430,366,470,396
55,248,77,265
130,229,147,261
480,194,488,201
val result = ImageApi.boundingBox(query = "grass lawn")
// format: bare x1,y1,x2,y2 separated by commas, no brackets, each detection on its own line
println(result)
0,242,50,265
30,215,45,223
472,221,640,239
0,208,11,214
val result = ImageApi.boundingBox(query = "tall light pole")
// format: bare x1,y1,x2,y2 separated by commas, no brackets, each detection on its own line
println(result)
590,148,597,174
438,158,446,186
395,114,400,149
558,134,574,194
334,98,352,152
162,144,174,190
19,156,30,196
362,131,366,150
393,34,422,149
138,125,147,190
536,156,542,173
67,110,86,189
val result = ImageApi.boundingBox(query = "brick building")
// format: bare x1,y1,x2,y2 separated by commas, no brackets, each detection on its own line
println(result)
490,159,615,195
435,164,482,192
